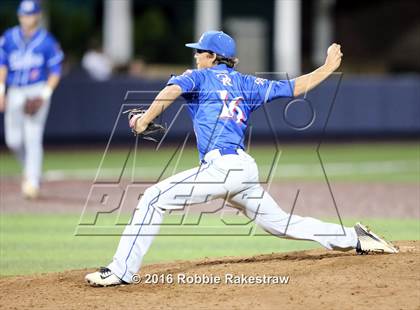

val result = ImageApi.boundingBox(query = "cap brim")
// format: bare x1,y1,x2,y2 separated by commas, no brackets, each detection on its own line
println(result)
18,10,41,15
185,43,202,49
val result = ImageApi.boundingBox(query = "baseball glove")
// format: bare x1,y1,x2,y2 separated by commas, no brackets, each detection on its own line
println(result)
123,108,166,142
24,97,44,116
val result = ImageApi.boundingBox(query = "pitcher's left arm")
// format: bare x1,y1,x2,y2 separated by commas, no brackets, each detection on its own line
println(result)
293,43,343,97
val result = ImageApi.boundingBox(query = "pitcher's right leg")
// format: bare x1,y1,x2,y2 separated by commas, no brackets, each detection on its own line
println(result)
107,186,165,283
86,162,230,286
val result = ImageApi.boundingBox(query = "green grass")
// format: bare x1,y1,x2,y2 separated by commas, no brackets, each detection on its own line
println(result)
0,142,419,181
1,214,419,276
1,143,419,276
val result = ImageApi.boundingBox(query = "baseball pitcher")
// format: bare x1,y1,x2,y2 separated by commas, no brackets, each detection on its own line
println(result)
0,0,64,199
85,31,398,286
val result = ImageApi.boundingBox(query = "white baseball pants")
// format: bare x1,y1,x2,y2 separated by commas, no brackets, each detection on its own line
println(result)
4,82,51,189
108,149,358,283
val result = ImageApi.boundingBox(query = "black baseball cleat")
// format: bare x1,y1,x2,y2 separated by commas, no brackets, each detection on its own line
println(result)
85,267,127,287
354,223,398,254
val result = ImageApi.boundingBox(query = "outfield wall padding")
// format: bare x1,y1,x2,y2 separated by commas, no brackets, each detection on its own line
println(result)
0,75,419,144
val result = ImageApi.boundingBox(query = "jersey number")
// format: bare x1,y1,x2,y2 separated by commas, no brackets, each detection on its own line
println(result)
218,90,245,124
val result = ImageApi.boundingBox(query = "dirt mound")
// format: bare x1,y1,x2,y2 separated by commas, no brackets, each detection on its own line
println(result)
0,241,418,310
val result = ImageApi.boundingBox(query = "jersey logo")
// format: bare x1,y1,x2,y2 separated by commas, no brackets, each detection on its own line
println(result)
255,77,267,85
9,51,44,70
218,90,245,124
216,73,233,86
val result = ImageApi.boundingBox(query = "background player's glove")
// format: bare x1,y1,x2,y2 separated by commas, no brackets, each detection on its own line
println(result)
24,97,44,116
124,108,166,142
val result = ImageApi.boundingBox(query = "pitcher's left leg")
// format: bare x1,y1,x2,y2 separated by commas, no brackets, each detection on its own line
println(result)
230,184,358,251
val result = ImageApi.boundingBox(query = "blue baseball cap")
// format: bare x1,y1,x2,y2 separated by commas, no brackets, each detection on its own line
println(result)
185,31,236,58
17,0,41,16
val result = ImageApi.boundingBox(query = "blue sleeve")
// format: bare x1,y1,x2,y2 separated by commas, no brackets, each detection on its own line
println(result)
246,75,295,111
266,79,295,101
167,69,202,93
0,34,8,67
45,35,64,75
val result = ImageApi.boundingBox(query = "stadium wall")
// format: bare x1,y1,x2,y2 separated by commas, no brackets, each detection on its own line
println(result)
0,76,419,143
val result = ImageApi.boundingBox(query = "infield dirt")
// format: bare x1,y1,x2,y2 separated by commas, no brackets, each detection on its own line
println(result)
0,240,418,310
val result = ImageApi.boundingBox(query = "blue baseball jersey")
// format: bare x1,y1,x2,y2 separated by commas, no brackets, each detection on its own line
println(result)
0,26,64,87
167,64,295,160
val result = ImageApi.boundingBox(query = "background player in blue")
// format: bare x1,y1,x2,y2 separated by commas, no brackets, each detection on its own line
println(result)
0,0,64,199
85,31,398,286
